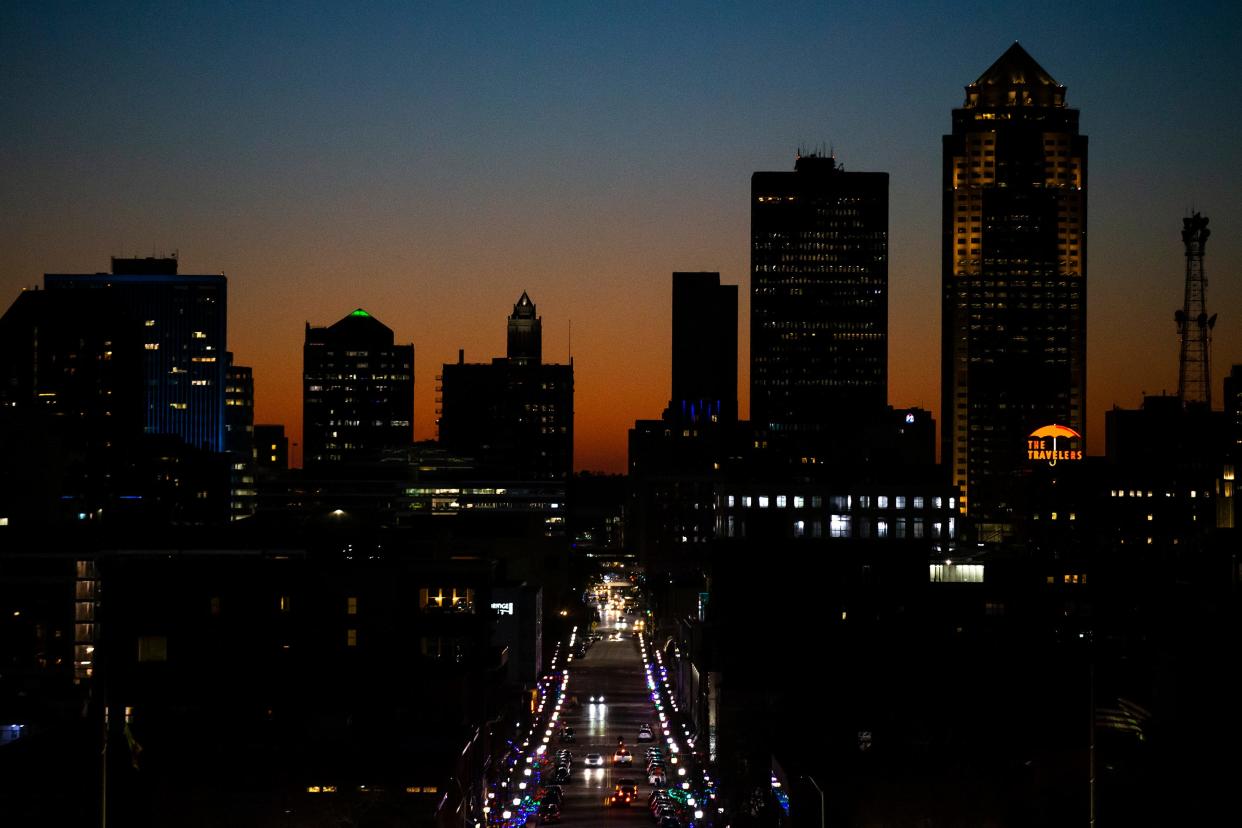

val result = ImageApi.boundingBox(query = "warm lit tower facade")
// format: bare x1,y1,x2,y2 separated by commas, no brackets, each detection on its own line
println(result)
1176,213,1216,408
751,154,888,455
941,44,1087,535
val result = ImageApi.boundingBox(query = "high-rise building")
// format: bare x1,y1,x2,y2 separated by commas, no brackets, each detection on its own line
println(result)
438,293,573,481
44,256,228,452
672,272,737,425
941,44,1087,535
302,309,414,469
225,354,256,520
507,291,542,366
751,153,888,455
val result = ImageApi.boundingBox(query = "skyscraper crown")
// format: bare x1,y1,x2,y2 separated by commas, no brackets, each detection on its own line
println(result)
964,42,1065,109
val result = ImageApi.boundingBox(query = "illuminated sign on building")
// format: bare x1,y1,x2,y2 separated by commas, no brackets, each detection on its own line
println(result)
491,602,514,616
1027,424,1083,466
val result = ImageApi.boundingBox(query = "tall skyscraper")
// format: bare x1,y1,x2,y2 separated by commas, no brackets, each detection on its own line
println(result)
45,256,228,452
439,293,573,481
303,309,414,469
672,272,737,425
941,43,1087,535
507,291,542,366
1,256,232,523
751,153,888,455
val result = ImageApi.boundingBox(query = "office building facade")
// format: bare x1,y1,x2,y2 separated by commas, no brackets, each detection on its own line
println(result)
751,154,888,454
44,256,228,452
303,309,414,469
941,44,1087,534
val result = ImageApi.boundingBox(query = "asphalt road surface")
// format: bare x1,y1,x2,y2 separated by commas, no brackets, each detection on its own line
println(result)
552,608,660,824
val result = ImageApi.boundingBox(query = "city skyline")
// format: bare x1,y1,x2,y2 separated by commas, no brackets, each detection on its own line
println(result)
3,3,1240,471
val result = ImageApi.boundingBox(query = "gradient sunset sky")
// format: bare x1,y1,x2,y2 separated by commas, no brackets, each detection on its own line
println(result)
3,2,1240,471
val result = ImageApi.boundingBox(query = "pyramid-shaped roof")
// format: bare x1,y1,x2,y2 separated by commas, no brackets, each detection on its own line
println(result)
511,291,537,319
965,43,1065,108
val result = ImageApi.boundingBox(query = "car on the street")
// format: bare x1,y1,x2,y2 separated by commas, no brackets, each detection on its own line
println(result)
537,800,562,823
559,726,575,743
612,748,633,765
637,724,654,742
658,816,682,828
589,695,606,704
553,765,571,784
607,787,633,807
584,753,604,767
653,803,678,822
649,767,667,786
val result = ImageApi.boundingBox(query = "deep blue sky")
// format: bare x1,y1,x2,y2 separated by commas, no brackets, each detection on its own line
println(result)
3,1,1240,469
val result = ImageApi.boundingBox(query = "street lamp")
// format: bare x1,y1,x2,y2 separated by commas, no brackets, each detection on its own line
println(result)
803,775,825,828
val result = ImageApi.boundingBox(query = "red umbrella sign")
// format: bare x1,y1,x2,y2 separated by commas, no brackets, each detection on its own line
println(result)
1027,424,1083,467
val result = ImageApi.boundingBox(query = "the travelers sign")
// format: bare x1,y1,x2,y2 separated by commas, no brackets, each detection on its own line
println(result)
1027,424,1083,467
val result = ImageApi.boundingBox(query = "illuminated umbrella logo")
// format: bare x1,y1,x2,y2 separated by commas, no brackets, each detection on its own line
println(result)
1029,424,1081,467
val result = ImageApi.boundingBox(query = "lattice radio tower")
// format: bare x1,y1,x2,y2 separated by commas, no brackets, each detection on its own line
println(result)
1175,212,1216,407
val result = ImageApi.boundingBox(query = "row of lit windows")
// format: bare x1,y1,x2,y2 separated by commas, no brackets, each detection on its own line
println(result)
724,494,953,511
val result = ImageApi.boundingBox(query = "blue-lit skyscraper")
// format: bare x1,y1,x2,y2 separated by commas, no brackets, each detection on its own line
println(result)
44,256,228,452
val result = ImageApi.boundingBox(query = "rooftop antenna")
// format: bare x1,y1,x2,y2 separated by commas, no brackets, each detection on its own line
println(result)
1175,212,1215,407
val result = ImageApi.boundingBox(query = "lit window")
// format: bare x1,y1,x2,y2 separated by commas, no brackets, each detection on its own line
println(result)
758,496,769,509
876,520,889,538
144,343,159,350
727,495,735,507
279,595,290,612
830,515,850,538
347,629,357,647
144,320,155,327
776,495,787,508
877,496,889,509
793,496,804,508
913,497,924,510
895,496,906,509
793,520,805,538
347,597,357,615
742,496,752,508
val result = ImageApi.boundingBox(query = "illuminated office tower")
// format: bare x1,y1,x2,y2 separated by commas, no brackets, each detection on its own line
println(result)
303,309,414,469
45,256,228,452
941,43,1087,536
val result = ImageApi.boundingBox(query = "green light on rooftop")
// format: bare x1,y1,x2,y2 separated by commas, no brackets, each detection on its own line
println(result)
350,309,371,317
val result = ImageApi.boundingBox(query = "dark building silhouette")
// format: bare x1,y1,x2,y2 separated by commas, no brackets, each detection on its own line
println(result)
0,257,235,525
1227,364,1242,451
941,44,1087,537
254,424,289,475
438,294,573,482
672,272,738,425
506,290,541,365
302,309,414,470
751,153,888,455
45,256,228,453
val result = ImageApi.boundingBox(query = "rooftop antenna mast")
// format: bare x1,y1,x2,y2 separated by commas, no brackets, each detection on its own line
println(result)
1175,212,1216,407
